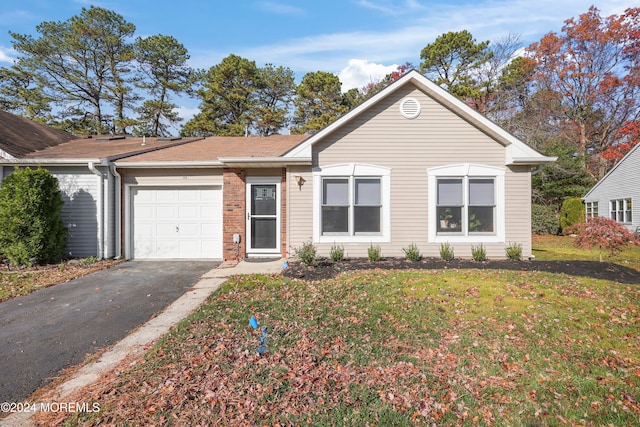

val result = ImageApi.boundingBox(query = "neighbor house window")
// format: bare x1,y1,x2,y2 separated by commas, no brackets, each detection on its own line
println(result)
428,164,505,243
314,164,390,243
586,201,598,219
610,198,632,223
436,177,495,235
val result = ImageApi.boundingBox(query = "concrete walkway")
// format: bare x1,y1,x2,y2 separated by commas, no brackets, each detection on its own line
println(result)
0,259,284,427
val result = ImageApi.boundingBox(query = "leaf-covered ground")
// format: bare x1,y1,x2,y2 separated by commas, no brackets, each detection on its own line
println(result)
45,268,639,426
0,258,121,302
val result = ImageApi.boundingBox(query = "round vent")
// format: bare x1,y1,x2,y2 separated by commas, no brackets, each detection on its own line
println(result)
400,97,421,119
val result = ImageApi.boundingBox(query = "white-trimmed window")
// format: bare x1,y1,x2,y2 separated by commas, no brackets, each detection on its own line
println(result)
586,201,598,219
610,198,632,223
313,164,390,243
428,164,505,243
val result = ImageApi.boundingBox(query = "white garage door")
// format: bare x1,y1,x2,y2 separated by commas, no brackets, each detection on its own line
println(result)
131,186,222,259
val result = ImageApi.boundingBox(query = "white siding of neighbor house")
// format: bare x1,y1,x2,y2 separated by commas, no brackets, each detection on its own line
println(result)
287,85,534,259
584,144,640,232
2,165,101,258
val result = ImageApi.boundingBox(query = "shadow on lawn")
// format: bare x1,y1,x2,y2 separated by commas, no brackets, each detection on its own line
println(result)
283,258,640,284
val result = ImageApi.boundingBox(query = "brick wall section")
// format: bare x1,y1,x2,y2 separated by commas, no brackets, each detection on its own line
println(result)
222,168,246,261
281,168,287,258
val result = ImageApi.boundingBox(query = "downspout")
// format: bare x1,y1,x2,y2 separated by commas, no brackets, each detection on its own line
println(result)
88,162,104,259
109,165,122,258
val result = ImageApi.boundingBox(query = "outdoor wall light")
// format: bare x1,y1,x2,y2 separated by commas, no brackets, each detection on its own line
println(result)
294,174,305,189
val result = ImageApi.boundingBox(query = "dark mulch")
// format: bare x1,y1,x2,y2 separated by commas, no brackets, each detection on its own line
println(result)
282,258,640,284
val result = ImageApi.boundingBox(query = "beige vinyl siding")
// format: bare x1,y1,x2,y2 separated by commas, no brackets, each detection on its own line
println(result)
504,166,533,257
287,166,314,256
290,85,533,259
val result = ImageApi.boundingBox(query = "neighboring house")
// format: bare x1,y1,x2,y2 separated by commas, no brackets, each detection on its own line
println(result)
0,116,202,258
0,110,77,159
0,70,555,261
583,143,639,233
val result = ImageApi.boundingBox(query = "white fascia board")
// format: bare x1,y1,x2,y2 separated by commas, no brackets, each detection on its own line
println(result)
0,158,100,166
113,161,225,168
219,156,311,165
506,144,557,166
0,149,15,159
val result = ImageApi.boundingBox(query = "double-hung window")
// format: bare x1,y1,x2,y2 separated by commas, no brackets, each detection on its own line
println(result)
429,164,505,243
586,201,598,219
610,198,632,223
314,164,390,243
322,177,382,235
436,177,495,235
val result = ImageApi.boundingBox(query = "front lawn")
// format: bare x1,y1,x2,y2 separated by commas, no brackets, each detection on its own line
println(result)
532,235,640,271
53,268,639,426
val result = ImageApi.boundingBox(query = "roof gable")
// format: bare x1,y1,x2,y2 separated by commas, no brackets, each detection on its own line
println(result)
285,70,555,166
0,110,78,158
584,143,640,198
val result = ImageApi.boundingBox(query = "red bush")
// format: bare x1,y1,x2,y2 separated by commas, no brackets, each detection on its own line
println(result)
572,216,639,261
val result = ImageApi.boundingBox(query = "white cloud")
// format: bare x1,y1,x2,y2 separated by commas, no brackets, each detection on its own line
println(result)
338,59,398,92
174,104,199,123
0,46,15,63
255,2,304,15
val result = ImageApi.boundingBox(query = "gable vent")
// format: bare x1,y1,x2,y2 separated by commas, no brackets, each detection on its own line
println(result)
400,97,421,119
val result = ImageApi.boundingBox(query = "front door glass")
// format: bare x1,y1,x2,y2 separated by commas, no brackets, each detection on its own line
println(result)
250,184,277,249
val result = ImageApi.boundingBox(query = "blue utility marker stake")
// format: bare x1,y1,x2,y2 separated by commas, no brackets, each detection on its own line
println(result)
257,326,268,355
282,260,289,269
249,316,259,329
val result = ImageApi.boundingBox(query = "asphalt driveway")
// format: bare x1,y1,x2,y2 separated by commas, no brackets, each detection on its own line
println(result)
0,260,217,404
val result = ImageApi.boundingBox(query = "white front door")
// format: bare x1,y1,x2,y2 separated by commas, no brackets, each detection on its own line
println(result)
246,178,281,256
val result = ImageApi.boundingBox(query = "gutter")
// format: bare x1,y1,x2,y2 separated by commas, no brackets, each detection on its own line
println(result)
110,165,122,258
88,161,104,259
112,160,225,168
218,157,312,167
0,158,99,166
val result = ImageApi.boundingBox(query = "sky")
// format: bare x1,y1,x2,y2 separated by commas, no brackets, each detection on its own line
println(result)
0,0,636,128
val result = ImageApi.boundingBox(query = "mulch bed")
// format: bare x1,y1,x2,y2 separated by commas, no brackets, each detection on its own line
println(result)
283,257,640,284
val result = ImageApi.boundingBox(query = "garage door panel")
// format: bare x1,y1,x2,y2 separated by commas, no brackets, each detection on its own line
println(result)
178,206,200,219
131,186,222,259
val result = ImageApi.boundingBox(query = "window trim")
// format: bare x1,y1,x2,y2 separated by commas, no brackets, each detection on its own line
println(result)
428,164,505,243
610,198,632,223
313,164,391,243
585,201,598,219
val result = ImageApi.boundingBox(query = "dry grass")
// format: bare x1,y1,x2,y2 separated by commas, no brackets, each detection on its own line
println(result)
47,268,639,426
0,258,122,302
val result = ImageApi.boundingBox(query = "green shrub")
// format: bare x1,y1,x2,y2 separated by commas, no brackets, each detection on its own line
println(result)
367,244,381,262
0,167,67,266
80,256,99,267
505,242,522,260
439,242,454,261
532,203,559,235
559,197,585,235
471,243,487,261
329,243,344,262
402,243,421,261
292,241,317,266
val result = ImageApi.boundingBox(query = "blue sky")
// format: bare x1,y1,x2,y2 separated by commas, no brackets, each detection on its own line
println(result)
0,0,636,126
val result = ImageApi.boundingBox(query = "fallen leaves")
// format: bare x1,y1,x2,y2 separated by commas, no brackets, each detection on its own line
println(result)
33,269,640,426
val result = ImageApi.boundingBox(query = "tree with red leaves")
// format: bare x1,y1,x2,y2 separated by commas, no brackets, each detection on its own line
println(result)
527,6,640,179
572,216,638,262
